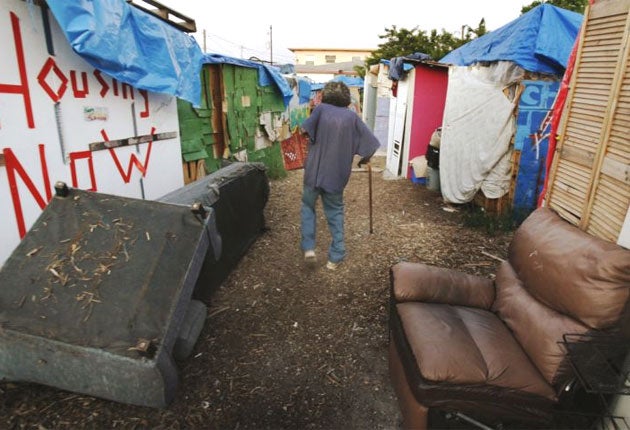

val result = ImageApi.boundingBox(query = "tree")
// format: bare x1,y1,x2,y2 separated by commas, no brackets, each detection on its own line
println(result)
363,19,488,69
521,0,588,14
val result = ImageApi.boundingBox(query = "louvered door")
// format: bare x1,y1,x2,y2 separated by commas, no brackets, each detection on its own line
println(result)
547,0,630,244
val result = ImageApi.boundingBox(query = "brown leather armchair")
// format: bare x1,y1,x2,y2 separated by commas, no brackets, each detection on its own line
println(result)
389,207,630,429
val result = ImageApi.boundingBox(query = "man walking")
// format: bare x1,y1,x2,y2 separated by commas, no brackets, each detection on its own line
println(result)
300,81,380,270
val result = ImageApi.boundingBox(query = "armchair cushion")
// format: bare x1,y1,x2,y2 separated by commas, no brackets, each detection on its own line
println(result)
492,261,591,386
391,262,495,309
509,208,630,329
393,301,556,400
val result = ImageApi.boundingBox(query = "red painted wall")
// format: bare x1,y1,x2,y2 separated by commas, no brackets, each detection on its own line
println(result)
406,65,448,178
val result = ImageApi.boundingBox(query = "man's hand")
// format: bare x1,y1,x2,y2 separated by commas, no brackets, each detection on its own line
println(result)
357,157,370,168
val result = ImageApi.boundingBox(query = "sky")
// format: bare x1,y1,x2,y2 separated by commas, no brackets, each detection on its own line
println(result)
161,0,533,64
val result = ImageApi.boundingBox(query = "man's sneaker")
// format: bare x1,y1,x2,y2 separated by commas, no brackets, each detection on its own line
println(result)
326,260,341,270
304,250,316,264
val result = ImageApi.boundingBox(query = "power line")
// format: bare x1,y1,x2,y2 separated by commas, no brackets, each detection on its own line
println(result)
200,30,295,64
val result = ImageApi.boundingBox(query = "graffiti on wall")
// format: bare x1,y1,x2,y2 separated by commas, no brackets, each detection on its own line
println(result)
513,80,560,214
0,3,183,266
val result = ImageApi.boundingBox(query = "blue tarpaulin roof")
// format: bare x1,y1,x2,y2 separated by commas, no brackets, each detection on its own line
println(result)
201,54,294,106
380,58,414,72
46,0,294,108
332,75,364,88
440,4,583,75
47,0,204,106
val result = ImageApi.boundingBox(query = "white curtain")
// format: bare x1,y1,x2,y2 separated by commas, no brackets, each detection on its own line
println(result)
440,62,522,203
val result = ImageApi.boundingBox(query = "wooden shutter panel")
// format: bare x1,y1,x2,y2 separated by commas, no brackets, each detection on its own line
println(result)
547,0,630,243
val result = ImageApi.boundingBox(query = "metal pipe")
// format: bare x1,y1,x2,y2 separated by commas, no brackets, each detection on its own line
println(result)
453,412,495,430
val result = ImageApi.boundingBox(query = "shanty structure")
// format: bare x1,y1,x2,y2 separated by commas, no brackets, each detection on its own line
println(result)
385,58,449,180
439,4,583,218
363,61,393,155
177,54,313,182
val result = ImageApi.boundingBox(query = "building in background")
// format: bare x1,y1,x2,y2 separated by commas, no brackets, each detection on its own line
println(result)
289,48,372,83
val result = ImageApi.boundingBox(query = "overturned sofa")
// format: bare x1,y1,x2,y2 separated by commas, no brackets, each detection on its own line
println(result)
389,207,630,428
0,185,220,408
159,162,269,303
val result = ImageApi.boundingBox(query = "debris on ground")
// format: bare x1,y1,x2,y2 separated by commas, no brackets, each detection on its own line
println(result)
0,156,513,429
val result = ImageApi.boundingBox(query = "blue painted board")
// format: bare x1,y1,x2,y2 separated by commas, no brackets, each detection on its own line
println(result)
513,80,560,218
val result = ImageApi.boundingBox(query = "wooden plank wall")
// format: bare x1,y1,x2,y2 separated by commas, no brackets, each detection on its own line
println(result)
546,0,630,243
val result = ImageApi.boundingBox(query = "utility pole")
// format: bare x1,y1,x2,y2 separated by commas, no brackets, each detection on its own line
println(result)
202,29,206,53
269,25,273,65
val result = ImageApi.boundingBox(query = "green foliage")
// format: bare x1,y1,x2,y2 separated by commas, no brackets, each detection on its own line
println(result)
354,64,366,79
521,0,588,14
365,19,488,66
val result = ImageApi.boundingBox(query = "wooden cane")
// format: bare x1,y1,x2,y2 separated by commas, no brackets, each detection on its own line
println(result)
368,162,373,234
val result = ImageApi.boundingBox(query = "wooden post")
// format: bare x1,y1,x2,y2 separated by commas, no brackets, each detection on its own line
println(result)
368,163,373,234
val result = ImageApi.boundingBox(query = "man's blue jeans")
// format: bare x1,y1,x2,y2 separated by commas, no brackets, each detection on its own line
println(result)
301,186,345,263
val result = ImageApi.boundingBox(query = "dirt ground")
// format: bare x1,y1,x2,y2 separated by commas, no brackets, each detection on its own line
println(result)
1,155,514,429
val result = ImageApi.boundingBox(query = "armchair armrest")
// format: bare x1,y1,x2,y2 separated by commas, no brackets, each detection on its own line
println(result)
390,262,495,310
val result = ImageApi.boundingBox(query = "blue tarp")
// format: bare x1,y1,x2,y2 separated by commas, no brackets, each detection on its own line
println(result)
47,0,204,106
380,58,414,75
387,53,432,80
332,75,364,88
440,4,583,75
298,79,312,104
201,54,293,107
46,0,295,107
299,76,362,95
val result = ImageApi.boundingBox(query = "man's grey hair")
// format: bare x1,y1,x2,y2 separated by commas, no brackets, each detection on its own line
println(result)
321,81,351,107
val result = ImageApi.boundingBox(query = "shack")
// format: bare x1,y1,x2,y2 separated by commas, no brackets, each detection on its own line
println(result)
439,4,583,218
363,61,393,156
368,57,448,180
177,55,313,182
